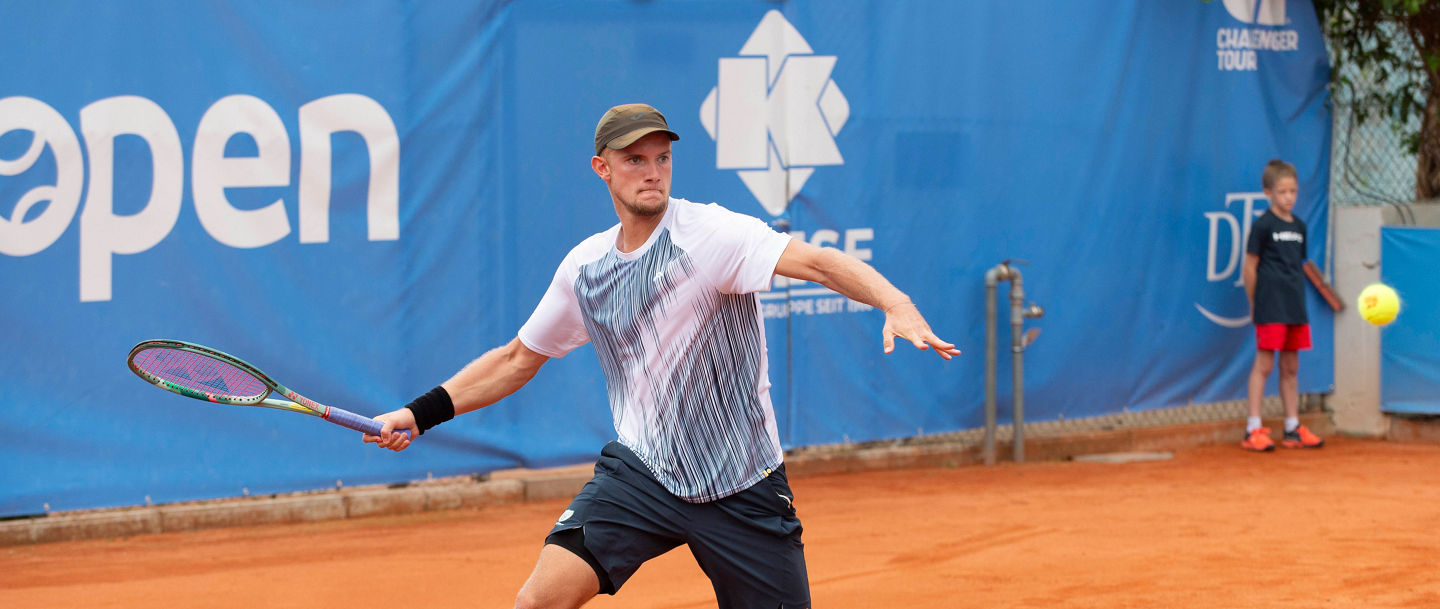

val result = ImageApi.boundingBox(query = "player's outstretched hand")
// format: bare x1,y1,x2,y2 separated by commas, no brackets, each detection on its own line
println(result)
882,302,961,360
364,408,418,452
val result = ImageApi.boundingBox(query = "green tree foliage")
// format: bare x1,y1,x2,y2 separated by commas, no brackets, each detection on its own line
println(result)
1313,0,1440,198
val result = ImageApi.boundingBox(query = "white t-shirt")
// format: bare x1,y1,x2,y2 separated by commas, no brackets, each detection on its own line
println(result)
518,197,792,502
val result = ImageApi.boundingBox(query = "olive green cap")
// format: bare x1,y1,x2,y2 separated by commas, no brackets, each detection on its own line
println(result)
594,103,680,156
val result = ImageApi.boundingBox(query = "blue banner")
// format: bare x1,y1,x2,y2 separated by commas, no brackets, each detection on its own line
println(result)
1,0,1332,516
1380,227,1440,414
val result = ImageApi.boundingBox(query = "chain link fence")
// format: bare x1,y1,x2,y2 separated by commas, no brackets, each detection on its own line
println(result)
1328,34,1420,208
1332,101,1418,207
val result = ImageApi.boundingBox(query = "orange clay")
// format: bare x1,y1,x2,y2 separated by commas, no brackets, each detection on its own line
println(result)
2,437,1437,608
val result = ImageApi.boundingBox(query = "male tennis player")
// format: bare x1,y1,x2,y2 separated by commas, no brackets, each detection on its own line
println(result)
366,103,959,608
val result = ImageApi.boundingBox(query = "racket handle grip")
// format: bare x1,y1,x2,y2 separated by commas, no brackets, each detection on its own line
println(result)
326,406,413,439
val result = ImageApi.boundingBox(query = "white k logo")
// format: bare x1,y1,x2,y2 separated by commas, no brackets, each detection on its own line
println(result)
700,10,849,216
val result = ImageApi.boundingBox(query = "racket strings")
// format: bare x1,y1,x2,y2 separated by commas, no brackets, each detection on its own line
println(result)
132,348,268,400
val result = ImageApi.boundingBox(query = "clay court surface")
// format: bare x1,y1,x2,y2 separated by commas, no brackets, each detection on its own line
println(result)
3,437,1438,608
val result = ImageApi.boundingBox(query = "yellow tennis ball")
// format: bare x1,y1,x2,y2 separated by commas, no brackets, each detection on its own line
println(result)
1357,283,1400,326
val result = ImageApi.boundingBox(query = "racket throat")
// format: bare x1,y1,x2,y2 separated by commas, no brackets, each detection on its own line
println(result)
285,390,329,417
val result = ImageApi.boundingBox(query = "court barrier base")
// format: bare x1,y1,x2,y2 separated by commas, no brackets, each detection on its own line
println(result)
1387,415,1440,443
0,400,1361,548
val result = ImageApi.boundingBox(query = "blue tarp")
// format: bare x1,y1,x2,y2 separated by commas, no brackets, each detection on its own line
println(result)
1380,227,1440,415
1,0,1332,516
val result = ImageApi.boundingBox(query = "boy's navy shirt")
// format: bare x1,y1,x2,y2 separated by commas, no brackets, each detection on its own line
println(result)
1247,210,1308,325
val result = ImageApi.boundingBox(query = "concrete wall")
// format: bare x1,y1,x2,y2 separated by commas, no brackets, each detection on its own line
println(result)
1330,200,1440,437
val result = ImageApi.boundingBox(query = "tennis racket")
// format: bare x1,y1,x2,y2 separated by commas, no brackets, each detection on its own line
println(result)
127,339,409,439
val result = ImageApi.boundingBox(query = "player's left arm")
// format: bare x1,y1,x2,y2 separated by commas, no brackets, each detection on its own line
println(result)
773,239,960,359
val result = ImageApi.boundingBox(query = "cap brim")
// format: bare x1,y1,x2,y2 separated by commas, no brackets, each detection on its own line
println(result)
604,127,680,152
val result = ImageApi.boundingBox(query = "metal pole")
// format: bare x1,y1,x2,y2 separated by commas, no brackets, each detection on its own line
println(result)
983,270,999,466
983,261,1041,466
1010,275,1026,464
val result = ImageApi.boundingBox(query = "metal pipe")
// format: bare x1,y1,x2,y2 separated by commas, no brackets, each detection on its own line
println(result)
983,261,1042,465
1009,274,1026,463
983,270,999,466
983,263,1015,466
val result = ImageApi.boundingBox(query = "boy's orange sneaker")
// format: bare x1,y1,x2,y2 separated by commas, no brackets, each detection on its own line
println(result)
1282,425,1325,449
1242,427,1275,452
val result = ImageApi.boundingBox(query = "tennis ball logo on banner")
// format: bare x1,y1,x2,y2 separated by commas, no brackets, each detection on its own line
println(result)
1215,0,1299,72
1222,0,1286,26
699,10,849,218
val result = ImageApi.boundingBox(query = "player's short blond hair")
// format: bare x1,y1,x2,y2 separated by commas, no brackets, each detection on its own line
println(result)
1262,159,1297,190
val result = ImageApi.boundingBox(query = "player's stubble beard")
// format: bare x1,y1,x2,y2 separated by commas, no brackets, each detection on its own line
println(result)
619,188,668,217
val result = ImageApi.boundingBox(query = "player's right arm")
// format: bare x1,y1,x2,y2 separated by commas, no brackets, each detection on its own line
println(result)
367,338,549,451
368,238,592,451
442,337,550,415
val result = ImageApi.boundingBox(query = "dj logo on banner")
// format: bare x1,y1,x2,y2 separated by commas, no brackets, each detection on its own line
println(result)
1198,192,1269,328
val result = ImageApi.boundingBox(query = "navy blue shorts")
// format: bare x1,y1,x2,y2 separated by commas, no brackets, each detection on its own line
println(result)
545,441,809,608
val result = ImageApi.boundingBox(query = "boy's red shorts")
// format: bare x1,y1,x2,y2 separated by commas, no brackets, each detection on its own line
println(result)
1255,323,1311,351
